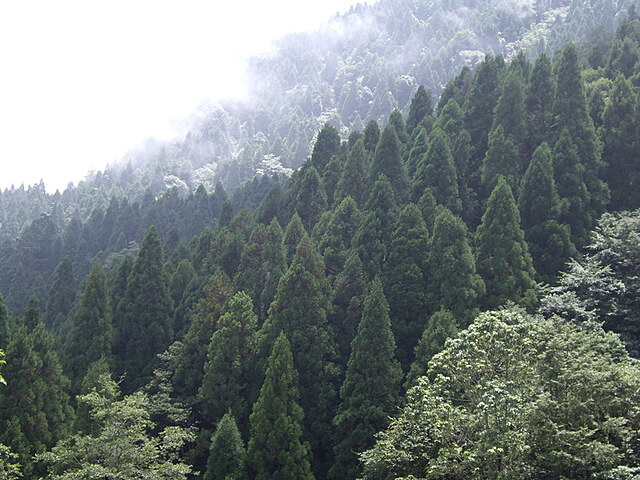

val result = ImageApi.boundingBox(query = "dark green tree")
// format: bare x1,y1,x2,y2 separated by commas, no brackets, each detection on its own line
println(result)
204,412,247,480
45,257,75,331
317,196,361,277
234,224,267,304
387,108,408,145
295,166,327,233
476,177,537,310
481,124,521,197
526,52,554,154
406,86,434,136
248,332,314,480
492,65,526,147
335,138,369,207
199,291,258,431
0,294,10,349
330,278,402,480
363,120,380,154
117,226,173,392
63,261,113,391
259,219,287,321
283,213,307,265
311,123,341,175
405,127,428,180
369,125,409,203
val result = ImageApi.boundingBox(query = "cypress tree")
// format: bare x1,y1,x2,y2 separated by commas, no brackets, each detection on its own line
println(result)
370,125,409,203
481,124,521,197
492,65,526,147
526,52,554,154
204,412,247,480
256,181,286,226
406,308,458,388
406,86,434,136
383,203,430,369
518,143,576,282
427,206,484,324
405,127,428,180
387,108,408,145
476,177,537,310
295,166,327,233
259,235,339,475
323,154,344,207
283,213,307,265
363,120,380,154
117,226,173,392
311,123,341,175
248,332,314,480
411,127,462,214
330,278,402,480
335,138,369,207
199,291,258,432
45,257,75,331
234,224,268,304
602,74,639,210
63,261,113,391
317,196,362,277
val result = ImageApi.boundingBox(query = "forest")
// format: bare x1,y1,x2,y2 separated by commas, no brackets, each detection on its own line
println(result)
2,2,640,480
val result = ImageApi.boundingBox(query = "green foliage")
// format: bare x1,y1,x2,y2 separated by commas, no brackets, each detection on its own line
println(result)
476,177,537,310
205,412,247,480
330,278,402,480
361,309,640,480
481,124,521,197
45,257,75,332
370,125,409,203
39,373,193,480
311,123,341,175
493,65,526,146
526,52,555,154
248,333,314,480
259,219,287,320
283,213,307,264
335,139,369,207
317,196,362,276
406,86,434,136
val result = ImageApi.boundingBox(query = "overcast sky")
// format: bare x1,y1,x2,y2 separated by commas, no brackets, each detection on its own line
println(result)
0,0,364,192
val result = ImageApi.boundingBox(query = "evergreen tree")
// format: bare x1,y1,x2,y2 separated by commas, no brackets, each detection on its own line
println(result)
169,259,196,334
330,278,402,480
311,123,341,175
199,291,258,431
383,203,430,369
481,124,521,197
518,143,576,282
204,412,247,480
323,154,344,207
476,177,537,310
335,138,369,207
406,85,434,136
117,226,173,392
248,333,314,480
219,199,234,227
363,120,380,154
0,293,10,349
492,65,526,147
411,127,462,214
387,108,408,145
602,74,639,210
283,213,307,265
45,257,75,331
317,196,361,277
234,224,267,304
369,125,409,203
406,308,458,388
295,166,327,233
63,261,113,391
256,181,286,226
259,219,287,321
526,52,554,154
427,206,484,324
259,235,339,476
405,127,428,180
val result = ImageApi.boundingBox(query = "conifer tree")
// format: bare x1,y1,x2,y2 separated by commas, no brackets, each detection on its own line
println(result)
481,124,521,196
387,108,408,145
63,261,113,391
518,143,576,282
0,293,10,349
370,125,409,203
323,154,344,206
406,308,458,388
259,219,287,321
427,206,484,324
234,224,267,304
602,74,639,210
311,123,341,175
248,333,314,480
492,65,526,147
335,138,369,207
259,235,339,475
256,181,286,225
526,52,554,154
406,85,434,136
283,213,307,264
412,127,462,214
405,127,428,179
476,177,537,310
352,175,399,279
117,226,173,392
363,120,380,154
383,203,430,369
295,165,327,233
318,196,361,276
330,278,402,480
45,257,75,331
205,412,247,480
199,291,258,431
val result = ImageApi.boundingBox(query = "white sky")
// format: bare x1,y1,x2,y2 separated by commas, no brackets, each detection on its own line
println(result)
0,0,364,192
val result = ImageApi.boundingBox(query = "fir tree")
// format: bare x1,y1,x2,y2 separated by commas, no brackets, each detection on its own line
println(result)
283,213,307,265
117,226,173,392
45,257,75,331
363,120,380,154
492,65,526,147
405,127,428,180
323,154,344,207
234,224,267,304
199,291,258,432
63,261,113,391
476,177,537,310
481,124,521,197
248,333,314,480
406,85,434,136
369,125,409,203
335,138,369,207
330,278,402,480
526,52,554,154
311,123,341,175
387,108,408,145
259,219,287,321
205,412,247,480
295,166,327,233
317,196,361,277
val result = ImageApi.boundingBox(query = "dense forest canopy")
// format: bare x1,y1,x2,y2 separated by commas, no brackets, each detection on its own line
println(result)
2,1,640,479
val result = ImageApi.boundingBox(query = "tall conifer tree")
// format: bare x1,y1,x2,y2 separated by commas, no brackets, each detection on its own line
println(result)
205,412,247,480
370,125,409,203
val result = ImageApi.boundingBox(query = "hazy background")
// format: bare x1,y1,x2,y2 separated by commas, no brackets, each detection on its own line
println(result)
0,0,364,191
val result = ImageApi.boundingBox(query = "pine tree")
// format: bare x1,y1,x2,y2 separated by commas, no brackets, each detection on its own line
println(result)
45,257,75,331
405,127,429,180
311,123,341,175
117,226,173,392
383,203,430,369
323,154,344,206
259,235,339,475
526,52,554,155
518,143,576,282
295,166,327,233
476,177,537,310
406,308,458,388
283,213,307,265
63,261,113,391
317,196,362,277
481,124,521,197
406,86,434,136
370,125,409,203
427,206,484,325
492,65,526,147
387,108,408,145
363,120,380,154
335,138,369,207
199,291,258,432
330,278,402,480
248,332,314,480
411,127,462,214
204,412,247,480
602,74,639,210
